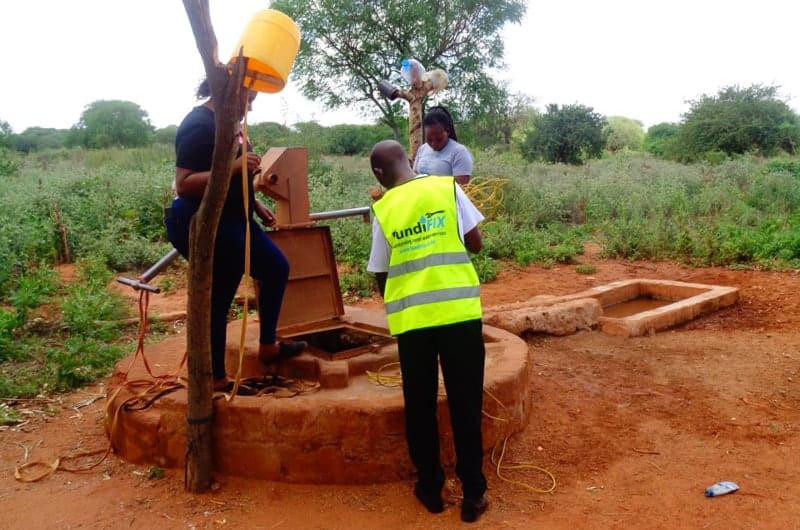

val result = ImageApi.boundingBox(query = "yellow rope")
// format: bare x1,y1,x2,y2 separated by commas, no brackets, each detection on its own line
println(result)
484,388,557,495
251,375,321,398
366,362,403,387
227,87,253,402
462,177,509,220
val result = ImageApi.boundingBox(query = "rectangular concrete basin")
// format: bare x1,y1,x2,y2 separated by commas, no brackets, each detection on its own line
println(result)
562,279,739,337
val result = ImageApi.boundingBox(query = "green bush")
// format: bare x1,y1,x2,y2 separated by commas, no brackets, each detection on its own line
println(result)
765,158,800,179
13,266,58,314
48,336,123,391
673,84,800,161
519,103,606,164
0,146,173,292
0,309,19,362
324,124,392,156
0,361,43,398
339,268,375,300
575,264,596,274
471,253,499,283
0,147,19,176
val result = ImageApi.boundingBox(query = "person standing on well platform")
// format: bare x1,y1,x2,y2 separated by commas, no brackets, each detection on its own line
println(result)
367,139,488,523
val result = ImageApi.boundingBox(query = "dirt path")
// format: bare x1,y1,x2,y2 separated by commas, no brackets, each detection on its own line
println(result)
2,255,799,529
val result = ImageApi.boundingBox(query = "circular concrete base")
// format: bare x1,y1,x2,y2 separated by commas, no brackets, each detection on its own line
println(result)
105,307,531,483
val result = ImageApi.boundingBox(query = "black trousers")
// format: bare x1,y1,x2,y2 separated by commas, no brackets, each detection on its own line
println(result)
396,319,487,500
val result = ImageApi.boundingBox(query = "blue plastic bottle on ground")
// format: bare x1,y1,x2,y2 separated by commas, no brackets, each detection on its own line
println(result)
705,481,739,497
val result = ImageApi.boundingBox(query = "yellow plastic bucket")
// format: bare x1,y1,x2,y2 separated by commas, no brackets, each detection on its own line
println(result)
230,9,300,93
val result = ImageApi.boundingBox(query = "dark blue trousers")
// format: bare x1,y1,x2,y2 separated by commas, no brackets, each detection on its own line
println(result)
165,197,289,380
396,318,487,500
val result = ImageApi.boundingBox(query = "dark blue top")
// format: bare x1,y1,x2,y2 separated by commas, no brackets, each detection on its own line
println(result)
175,105,254,220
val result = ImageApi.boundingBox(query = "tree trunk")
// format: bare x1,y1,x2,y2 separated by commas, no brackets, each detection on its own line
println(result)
181,0,246,493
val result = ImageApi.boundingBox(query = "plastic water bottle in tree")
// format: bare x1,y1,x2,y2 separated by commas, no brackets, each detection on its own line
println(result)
400,58,426,85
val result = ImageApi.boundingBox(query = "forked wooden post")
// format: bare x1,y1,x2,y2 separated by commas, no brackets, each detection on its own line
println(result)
392,80,433,162
181,0,247,493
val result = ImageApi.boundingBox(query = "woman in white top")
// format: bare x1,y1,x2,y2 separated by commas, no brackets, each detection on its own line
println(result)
413,106,474,185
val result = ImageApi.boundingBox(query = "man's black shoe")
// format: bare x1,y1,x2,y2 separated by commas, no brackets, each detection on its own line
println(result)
414,483,444,514
461,494,488,523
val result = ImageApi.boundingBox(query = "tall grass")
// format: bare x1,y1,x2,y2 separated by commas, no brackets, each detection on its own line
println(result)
475,149,800,268
1,145,799,400
0,146,174,298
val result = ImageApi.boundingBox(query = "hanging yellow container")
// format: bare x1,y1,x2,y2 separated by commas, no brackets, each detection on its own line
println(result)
230,9,300,93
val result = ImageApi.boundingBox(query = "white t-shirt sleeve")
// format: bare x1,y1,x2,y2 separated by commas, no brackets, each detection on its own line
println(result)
412,143,427,174
450,142,474,177
367,216,390,273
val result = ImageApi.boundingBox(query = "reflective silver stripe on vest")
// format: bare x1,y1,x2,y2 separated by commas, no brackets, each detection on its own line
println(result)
387,251,472,279
384,286,481,315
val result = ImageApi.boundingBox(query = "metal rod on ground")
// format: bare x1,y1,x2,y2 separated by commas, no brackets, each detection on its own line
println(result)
115,207,370,293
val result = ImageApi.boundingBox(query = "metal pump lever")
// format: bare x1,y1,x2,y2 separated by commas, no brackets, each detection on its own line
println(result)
116,248,181,293
115,206,370,293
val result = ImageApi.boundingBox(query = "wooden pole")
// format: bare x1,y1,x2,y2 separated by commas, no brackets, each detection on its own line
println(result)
398,80,433,163
370,78,434,201
181,0,246,493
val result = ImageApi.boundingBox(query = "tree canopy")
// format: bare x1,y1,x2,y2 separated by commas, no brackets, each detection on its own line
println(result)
14,127,70,152
70,100,154,149
520,104,607,165
643,122,679,159
604,116,644,153
271,0,526,138
674,84,800,161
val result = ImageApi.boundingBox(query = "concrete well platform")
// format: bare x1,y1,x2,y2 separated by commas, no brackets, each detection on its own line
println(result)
105,306,531,484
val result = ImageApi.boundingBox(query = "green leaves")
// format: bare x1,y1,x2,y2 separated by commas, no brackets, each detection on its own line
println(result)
72,100,155,149
272,0,526,133
520,104,607,164
675,84,800,161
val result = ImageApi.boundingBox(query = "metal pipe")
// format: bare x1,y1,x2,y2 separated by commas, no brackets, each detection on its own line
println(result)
309,206,371,222
141,248,182,281
116,207,371,293
115,248,181,293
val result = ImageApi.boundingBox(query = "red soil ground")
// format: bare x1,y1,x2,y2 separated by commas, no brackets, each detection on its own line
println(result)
2,247,799,529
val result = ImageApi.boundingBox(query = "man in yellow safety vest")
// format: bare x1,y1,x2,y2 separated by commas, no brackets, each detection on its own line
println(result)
367,139,488,523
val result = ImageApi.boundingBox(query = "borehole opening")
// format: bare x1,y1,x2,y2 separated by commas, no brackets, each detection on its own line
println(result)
287,325,394,360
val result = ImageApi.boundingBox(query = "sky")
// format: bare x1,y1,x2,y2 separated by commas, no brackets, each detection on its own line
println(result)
1,0,798,133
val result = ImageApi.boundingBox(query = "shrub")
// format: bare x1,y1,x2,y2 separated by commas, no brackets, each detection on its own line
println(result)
519,104,607,164
339,268,375,300
0,148,19,176
0,309,20,362
48,336,123,391
674,84,800,161
574,264,596,274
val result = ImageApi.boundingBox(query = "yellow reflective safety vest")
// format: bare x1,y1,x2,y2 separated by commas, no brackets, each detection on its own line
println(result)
371,176,482,335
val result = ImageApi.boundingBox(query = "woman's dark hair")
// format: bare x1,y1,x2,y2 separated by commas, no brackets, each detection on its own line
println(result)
423,105,458,142
196,78,211,100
